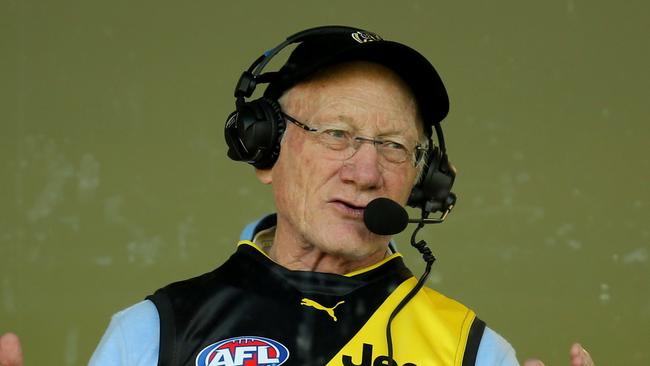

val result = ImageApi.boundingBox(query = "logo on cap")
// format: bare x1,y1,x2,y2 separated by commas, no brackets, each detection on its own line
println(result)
351,31,382,44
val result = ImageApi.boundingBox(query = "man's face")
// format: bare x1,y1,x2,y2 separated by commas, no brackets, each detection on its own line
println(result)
257,62,423,263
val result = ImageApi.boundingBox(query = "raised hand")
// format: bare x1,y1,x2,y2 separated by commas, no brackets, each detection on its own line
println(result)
524,343,594,366
0,333,23,366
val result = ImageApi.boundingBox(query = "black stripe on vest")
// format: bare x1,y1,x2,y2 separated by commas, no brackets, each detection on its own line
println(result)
462,317,486,366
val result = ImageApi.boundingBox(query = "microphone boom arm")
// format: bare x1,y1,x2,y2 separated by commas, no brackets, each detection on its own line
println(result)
407,204,454,225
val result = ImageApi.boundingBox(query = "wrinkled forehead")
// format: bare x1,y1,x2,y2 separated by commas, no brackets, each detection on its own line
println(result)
279,61,425,137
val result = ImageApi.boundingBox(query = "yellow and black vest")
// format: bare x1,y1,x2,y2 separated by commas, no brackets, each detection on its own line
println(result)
147,242,485,366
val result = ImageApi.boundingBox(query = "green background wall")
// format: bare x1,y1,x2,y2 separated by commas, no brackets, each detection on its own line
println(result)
1,0,648,364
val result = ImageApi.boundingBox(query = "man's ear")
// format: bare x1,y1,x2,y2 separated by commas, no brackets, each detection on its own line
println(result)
255,168,272,184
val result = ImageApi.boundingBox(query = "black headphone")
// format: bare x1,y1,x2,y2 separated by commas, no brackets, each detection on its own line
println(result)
224,26,457,215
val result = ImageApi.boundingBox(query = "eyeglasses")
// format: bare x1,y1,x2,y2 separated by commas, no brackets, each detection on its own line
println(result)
283,113,426,166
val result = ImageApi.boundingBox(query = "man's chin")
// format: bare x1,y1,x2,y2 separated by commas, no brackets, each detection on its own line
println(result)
325,220,372,241
318,227,387,258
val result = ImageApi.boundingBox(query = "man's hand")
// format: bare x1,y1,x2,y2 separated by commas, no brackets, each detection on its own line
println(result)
524,343,594,366
0,333,23,366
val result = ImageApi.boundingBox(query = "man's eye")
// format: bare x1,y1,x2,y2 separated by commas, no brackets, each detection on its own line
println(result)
383,141,407,151
323,129,349,139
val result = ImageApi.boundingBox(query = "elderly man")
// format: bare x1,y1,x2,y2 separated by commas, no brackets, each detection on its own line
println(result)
0,26,595,366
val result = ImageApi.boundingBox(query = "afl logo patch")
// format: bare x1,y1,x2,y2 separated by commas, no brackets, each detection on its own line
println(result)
196,336,290,366
351,31,383,44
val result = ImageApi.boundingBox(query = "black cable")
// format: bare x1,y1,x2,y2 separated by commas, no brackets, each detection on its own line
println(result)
385,215,436,362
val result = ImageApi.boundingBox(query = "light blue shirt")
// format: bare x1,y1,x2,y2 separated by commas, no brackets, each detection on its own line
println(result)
90,218,520,365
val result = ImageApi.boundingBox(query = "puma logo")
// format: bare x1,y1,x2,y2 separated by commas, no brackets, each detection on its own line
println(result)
300,298,345,321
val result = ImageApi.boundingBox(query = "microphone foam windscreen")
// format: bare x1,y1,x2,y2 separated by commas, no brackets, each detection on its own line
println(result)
363,197,409,236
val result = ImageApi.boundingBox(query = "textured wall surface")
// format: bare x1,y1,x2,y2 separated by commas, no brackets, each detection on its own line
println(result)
1,1,648,364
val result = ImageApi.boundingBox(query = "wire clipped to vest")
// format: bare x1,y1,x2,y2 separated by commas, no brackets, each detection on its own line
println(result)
385,214,436,362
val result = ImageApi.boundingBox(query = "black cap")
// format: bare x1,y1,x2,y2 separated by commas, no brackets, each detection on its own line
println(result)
263,28,450,136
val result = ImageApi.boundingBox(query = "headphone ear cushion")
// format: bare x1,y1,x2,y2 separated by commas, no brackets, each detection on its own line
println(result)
407,146,456,212
224,97,286,169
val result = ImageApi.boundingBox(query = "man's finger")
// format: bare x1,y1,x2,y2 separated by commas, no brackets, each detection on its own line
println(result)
570,342,594,366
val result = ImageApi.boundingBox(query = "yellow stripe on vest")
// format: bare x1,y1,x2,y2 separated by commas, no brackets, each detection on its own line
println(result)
326,278,476,366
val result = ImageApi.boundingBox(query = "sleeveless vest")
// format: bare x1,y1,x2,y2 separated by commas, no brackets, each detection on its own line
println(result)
147,242,485,366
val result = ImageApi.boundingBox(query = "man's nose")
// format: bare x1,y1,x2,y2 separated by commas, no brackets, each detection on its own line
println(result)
339,142,383,190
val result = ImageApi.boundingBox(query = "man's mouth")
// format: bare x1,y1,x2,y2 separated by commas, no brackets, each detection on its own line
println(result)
331,200,366,218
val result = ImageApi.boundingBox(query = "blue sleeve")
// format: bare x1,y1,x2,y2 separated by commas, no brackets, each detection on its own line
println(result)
475,326,520,366
88,300,160,365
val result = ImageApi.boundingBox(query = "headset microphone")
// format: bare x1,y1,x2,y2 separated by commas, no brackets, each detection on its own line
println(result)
363,196,455,362
364,197,456,237
363,198,409,236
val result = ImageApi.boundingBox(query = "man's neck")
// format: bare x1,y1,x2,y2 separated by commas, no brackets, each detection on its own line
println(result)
263,226,390,275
